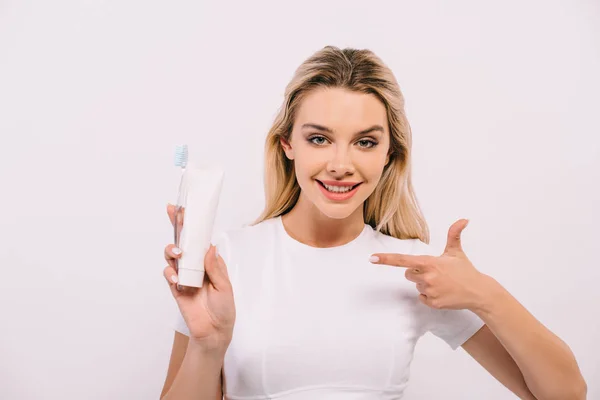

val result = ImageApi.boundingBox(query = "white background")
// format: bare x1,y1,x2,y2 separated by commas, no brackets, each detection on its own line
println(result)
1,0,598,399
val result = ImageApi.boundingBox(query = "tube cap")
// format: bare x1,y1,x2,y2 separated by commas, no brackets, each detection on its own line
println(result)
177,268,205,288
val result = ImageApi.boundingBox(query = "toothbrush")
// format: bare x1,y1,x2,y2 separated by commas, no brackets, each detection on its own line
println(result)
174,144,188,169
173,145,188,252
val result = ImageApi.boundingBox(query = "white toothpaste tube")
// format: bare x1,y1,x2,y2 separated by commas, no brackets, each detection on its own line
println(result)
173,152,224,288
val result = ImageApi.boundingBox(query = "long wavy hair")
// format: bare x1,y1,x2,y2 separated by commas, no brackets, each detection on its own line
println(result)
252,45,429,243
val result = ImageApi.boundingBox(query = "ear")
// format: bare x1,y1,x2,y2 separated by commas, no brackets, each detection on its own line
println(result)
385,151,392,167
384,145,393,167
280,136,294,160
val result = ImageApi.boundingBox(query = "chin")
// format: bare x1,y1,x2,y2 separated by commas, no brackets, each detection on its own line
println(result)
315,201,363,220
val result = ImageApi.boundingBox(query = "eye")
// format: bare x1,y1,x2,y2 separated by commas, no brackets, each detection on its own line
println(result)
308,135,329,146
357,139,377,149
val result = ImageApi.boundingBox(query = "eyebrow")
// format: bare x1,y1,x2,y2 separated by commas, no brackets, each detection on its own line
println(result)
301,123,384,136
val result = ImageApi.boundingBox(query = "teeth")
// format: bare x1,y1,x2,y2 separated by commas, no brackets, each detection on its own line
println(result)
323,183,354,193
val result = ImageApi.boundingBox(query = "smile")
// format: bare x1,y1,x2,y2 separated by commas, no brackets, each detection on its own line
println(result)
316,180,362,201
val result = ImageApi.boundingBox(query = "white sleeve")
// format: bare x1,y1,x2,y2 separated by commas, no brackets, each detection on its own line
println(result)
412,239,485,350
171,230,234,337
173,308,191,336
426,308,485,350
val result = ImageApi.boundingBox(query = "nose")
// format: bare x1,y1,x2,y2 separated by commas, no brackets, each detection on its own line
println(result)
327,145,355,177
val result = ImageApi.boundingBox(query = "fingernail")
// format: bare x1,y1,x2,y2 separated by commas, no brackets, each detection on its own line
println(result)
172,247,182,255
171,274,179,283
369,255,379,263
214,246,219,258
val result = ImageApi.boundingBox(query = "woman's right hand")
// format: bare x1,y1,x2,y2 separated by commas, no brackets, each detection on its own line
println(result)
163,204,236,352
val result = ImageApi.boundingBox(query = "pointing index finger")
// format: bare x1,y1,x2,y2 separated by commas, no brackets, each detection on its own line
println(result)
370,253,432,269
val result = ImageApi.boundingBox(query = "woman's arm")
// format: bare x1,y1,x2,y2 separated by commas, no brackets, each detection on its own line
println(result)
371,219,587,400
462,324,537,399
161,336,225,400
466,277,587,400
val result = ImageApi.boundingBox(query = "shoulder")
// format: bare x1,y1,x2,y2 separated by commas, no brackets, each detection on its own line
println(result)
210,218,278,286
219,217,278,246
212,217,278,262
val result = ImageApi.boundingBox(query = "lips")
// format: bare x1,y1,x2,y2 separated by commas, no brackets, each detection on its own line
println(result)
316,179,362,201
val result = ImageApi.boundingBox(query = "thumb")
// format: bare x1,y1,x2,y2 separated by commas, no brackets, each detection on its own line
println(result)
204,245,231,290
444,219,469,254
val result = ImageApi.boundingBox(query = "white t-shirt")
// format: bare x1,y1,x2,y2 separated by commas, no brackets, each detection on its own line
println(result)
173,216,484,399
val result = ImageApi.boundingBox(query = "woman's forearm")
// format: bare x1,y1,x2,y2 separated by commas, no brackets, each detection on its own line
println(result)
472,278,587,400
162,341,225,400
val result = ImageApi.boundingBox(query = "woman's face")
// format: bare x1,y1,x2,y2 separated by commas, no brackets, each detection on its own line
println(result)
281,87,391,220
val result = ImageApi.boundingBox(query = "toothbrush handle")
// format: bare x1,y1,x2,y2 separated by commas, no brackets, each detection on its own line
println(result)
173,205,185,269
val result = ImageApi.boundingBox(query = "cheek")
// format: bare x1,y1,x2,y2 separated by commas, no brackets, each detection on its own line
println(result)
360,153,388,181
293,148,325,176
292,159,318,191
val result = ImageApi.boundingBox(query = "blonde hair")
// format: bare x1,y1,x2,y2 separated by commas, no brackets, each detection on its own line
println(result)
252,46,429,243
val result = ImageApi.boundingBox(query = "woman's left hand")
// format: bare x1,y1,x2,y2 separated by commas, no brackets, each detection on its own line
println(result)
370,219,495,311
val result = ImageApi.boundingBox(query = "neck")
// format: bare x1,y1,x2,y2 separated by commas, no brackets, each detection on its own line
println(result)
281,193,365,248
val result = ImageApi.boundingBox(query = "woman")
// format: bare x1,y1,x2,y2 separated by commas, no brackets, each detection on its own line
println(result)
159,46,586,400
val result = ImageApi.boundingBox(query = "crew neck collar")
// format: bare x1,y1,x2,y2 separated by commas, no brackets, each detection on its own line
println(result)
275,215,370,252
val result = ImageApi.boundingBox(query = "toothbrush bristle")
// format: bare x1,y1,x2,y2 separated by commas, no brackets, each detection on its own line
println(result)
174,145,188,168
